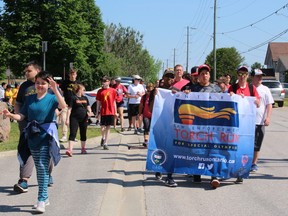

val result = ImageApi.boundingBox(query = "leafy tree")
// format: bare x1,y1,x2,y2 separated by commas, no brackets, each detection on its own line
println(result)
103,23,161,83
251,62,262,71
0,0,104,89
205,47,244,82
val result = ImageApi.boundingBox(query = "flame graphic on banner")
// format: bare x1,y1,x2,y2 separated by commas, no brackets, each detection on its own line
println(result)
178,104,237,125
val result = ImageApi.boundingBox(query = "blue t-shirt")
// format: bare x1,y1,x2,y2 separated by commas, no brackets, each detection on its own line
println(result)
20,93,58,149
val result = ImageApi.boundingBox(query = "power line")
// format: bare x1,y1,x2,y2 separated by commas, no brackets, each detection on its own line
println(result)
220,3,288,34
241,28,288,54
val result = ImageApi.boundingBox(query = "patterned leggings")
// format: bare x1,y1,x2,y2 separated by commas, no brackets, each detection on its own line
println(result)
30,145,50,202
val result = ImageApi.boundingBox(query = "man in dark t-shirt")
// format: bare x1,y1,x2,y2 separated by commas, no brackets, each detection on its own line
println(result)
59,69,81,142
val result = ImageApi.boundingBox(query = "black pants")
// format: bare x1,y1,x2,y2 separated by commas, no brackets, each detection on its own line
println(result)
69,115,88,141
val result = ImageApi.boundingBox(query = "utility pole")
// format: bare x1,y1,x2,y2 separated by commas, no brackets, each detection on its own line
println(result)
213,0,217,81
42,41,48,71
173,48,176,67
166,59,169,69
186,26,196,73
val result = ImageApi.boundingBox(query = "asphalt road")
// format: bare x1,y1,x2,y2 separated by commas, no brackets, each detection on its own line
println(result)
0,107,288,216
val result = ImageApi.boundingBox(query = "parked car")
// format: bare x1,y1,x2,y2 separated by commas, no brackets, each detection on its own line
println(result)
84,87,101,114
261,80,285,107
281,83,288,98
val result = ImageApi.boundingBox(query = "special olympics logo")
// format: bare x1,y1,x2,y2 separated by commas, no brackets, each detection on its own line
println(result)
151,149,167,165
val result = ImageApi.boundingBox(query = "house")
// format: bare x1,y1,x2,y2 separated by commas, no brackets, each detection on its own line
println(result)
264,42,288,82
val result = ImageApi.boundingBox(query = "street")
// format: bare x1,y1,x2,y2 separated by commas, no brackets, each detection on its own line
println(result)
0,107,288,216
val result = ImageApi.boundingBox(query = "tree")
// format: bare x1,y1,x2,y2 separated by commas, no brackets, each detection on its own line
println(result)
0,0,104,89
251,62,262,71
103,23,161,83
205,47,244,82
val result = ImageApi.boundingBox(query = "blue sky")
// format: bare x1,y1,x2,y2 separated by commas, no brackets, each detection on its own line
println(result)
96,0,288,72
1,0,288,73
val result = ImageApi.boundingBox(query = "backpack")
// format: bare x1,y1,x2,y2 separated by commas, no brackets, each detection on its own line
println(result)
232,83,254,96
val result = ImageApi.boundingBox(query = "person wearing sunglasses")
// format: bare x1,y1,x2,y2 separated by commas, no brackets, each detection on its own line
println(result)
228,65,260,184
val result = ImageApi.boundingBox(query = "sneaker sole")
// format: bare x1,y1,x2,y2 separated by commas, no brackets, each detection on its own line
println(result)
211,180,220,189
33,201,50,209
234,180,244,184
14,184,28,193
165,183,177,187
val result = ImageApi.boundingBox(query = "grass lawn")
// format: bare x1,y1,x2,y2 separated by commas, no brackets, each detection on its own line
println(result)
0,122,112,152
284,98,288,107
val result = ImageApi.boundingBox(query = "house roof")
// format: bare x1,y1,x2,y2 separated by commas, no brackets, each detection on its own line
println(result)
265,42,288,63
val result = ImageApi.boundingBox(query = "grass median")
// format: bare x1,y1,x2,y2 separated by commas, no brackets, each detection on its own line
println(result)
0,122,116,152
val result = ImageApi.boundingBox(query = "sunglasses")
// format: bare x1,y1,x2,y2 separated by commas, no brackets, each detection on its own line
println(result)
237,72,248,76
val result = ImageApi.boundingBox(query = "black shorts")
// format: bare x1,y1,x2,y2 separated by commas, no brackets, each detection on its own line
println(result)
128,104,140,117
254,125,265,151
116,101,125,108
100,115,114,126
143,117,151,135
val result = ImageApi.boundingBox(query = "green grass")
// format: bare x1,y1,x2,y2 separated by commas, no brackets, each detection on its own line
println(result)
284,98,288,107
0,122,113,152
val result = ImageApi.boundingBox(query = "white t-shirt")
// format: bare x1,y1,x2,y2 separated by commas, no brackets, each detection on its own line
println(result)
0,87,4,100
128,83,145,104
256,84,274,125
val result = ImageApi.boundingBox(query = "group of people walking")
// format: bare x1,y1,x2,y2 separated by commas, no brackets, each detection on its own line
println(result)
0,60,274,213
153,64,273,189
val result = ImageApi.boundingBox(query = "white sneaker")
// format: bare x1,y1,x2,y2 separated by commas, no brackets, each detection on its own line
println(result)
59,136,67,142
34,200,49,213
33,199,50,209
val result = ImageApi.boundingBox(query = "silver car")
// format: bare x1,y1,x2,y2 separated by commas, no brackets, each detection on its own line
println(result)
262,80,285,107
281,83,288,98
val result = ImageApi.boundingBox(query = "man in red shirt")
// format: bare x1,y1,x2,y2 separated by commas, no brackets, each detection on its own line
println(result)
228,65,260,184
171,64,190,91
96,76,117,150
112,77,127,132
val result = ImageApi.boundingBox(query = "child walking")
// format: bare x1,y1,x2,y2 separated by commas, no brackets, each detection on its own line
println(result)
96,76,117,150
2,71,66,213
65,84,92,156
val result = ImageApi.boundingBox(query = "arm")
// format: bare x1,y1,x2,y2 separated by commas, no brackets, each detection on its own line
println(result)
96,100,101,118
2,109,25,121
87,105,92,117
48,77,67,109
264,104,272,126
65,107,72,125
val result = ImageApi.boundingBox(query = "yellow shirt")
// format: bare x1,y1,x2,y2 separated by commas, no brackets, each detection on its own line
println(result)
12,88,19,106
4,89,13,104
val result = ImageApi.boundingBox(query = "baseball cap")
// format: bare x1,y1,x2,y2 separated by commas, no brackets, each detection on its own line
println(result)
115,77,121,82
163,69,175,77
190,66,198,76
251,68,265,76
237,65,249,72
132,75,142,80
198,64,210,73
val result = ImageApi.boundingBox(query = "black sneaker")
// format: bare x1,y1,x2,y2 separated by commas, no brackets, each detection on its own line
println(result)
14,179,28,193
100,138,105,146
165,177,177,187
235,177,243,184
193,175,202,183
155,172,162,180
